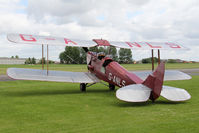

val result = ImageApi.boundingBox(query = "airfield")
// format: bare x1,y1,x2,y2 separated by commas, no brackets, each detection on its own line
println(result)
0,63,199,133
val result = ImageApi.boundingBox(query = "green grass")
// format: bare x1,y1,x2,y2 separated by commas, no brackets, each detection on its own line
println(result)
0,77,198,132
122,63,199,70
0,63,198,75
0,64,199,132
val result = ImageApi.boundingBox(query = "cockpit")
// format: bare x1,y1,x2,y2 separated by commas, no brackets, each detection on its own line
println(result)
97,52,106,60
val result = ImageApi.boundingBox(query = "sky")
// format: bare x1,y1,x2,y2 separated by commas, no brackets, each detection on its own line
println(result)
0,0,199,61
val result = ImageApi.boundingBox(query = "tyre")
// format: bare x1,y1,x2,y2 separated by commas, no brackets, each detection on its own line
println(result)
80,83,86,92
109,84,115,91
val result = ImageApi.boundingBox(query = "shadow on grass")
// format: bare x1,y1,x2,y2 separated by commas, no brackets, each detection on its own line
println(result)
2,88,114,97
113,99,187,107
2,88,189,107
113,101,152,107
154,100,187,105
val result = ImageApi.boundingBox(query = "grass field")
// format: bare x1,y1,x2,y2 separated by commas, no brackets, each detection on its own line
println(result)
0,63,199,75
0,63,199,133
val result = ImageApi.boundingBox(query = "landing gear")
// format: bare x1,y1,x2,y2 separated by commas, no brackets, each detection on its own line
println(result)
80,83,115,92
80,83,86,92
109,84,115,91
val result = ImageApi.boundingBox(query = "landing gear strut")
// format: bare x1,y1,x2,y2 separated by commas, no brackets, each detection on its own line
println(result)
109,84,115,91
80,83,86,92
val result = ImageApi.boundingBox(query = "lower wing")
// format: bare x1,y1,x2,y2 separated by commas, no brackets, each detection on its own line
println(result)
131,70,191,81
7,68,99,83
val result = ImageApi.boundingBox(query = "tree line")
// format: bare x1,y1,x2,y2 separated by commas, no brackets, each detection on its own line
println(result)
25,57,55,64
59,46,133,64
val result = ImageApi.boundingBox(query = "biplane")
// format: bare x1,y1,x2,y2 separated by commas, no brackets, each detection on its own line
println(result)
6,33,191,102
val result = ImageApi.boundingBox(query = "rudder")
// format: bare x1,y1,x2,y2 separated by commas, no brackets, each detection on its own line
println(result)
142,62,165,101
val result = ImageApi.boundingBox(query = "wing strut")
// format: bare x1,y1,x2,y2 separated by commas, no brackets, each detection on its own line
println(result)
47,45,49,75
42,44,44,70
158,49,160,65
151,49,161,71
152,49,154,71
41,44,49,75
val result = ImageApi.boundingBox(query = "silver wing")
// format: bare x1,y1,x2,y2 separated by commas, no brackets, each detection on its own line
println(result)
131,70,191,81
7,33,97,47
109,41,189,50
7,34,189,50
7,68,99,83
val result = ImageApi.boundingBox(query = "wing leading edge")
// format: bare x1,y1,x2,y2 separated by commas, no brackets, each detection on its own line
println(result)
7,33,97,47
7,33,188,50
7,68,99,83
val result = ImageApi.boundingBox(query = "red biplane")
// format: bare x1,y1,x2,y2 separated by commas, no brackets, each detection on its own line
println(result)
7,33,191,102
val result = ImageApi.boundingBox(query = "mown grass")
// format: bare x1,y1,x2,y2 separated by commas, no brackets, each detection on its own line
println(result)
0,63,198,132
0,63,198,75
0,76,198,133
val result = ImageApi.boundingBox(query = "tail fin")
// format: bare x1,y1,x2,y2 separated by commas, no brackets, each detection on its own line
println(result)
143,62,165,101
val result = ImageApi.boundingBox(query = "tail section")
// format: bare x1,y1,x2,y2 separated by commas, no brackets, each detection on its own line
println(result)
143,62,165,101
116,62,191,103
116,62,165,102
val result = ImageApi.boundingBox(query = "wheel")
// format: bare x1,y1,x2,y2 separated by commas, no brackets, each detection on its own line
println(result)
109,84,115,91
80,83,86,92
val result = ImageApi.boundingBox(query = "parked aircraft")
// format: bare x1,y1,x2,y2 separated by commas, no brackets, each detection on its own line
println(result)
7,34,191,102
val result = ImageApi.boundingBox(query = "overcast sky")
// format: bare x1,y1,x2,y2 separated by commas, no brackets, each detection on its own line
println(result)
0,0,199,61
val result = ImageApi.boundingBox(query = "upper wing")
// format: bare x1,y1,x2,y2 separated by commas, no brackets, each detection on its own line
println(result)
8,33,188,50
109,41,189,50
131,70,192,81
7,33,97,47
7,68,99,83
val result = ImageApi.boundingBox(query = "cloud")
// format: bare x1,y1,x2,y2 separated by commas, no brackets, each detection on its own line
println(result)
0,0,198,61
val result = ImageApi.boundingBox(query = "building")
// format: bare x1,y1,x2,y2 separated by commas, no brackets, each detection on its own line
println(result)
0,57,39,64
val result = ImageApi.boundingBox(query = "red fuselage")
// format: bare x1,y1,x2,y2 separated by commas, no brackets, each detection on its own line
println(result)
87,52,143,87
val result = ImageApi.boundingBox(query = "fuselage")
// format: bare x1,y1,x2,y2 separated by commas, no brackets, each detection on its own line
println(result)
87,52,143,87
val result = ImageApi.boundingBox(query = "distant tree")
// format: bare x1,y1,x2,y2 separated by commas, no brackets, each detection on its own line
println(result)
11,56,14,58
25,57,36,64
38,57,54,64
67,47,80,64
142,58,150,64
15,55,19,59
109,46,118,61
39,57,46,64
89,46,119,61
25,57,31,64
89,47,98,53
79,48,86,64
142,57,158,64
98,47,108,54
59,46,80,64
167,59,177,63
31,57,36,64
59,52,65,64
119,48,132,64
49,60,55,64
59,46,131,64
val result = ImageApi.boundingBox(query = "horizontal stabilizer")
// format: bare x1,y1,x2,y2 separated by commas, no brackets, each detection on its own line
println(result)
131,70,191,81
116,84,151,102
7,68,99,83
160,86,191,101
